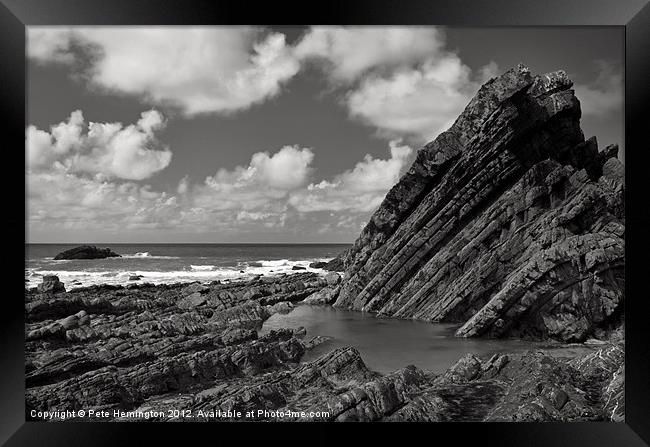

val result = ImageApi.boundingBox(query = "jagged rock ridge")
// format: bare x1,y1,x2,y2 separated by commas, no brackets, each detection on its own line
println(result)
332,65,624,342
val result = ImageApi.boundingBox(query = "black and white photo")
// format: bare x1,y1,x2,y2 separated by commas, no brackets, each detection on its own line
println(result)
24,25,625,423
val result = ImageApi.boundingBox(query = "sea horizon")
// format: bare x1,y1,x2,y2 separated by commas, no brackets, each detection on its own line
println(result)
25,242,350,290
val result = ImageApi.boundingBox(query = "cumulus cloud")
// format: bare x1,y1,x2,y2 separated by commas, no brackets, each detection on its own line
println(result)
27,27,300,115
574,61,623,117
195,145,314,211
25,108,321,235
27,164,278,237
294,26,498,142
28,26,501,239
28,26,498,144
346,56,498,142
249,146,315,190
28,168,182,233
27,27,78,64
289,140,413,212
26,110,171,180
27,146,312,237
27,131,413,238
177,175,190,195
294,27,445,81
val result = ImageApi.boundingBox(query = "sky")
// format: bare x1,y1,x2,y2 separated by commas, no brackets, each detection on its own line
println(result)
26,26,624,243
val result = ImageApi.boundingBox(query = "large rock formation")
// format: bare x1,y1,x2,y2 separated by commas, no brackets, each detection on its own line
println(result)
54,245,121,260
333,65,624,342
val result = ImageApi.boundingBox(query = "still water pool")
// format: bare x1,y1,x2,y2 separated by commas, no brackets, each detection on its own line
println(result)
261,305,591,374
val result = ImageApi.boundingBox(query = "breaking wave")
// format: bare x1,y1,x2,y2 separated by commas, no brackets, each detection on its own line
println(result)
25,257,335,290
120,252,180,259
190,265,215,271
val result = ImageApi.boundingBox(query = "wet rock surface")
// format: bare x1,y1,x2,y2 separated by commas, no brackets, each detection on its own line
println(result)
332,65,624,343
36,275,66,294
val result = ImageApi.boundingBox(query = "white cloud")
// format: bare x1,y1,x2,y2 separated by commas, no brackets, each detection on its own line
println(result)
26,111,323,235
574,61,623,117
195,145,314,212
27,133,413,237
27,27,300,116
236,211,272,221
249,146,315,190
28,26,499,144
27,27,77,64
28,168,182,232
294,26,499,142
177,175,190,195
28,26,505,238
27,110,171,181
294,27,445,81
26,126,55,167
289,140,413,212
40,144,301,236
346,57,498,142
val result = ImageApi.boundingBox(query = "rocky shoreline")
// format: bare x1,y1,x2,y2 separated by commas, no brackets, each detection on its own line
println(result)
25,272,622,422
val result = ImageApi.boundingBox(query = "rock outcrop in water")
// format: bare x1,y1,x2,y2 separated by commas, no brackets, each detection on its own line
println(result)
332,65,624,343
36,275,66,294
53,245,121,260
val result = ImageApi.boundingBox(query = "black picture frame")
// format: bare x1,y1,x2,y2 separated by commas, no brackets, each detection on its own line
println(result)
3,0,649,445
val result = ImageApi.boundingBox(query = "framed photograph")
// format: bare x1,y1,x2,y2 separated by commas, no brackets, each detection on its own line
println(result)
3,0,649,445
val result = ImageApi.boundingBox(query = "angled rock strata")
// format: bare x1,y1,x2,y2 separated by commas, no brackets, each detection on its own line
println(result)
332,64,624,342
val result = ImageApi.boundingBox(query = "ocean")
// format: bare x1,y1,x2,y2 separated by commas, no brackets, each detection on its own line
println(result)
25,243,350,290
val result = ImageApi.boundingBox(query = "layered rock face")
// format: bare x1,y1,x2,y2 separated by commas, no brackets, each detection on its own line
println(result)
333,65,624,342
